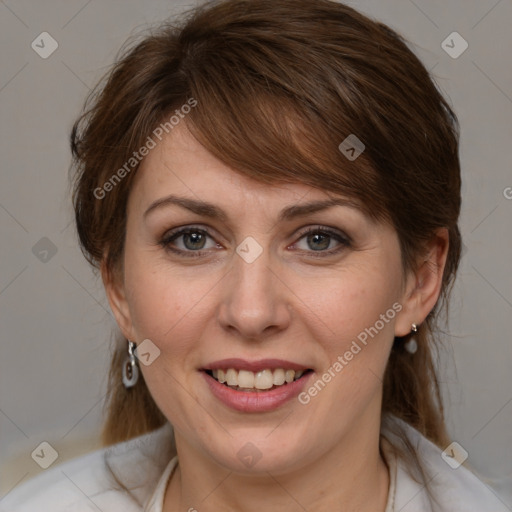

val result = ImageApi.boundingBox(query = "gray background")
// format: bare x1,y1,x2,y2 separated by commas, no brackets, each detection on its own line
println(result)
1,0,511,506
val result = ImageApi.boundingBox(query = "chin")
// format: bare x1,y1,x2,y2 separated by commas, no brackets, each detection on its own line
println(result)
200,430,310,476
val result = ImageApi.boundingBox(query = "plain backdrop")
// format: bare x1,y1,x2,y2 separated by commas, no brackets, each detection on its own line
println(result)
1,0,511,506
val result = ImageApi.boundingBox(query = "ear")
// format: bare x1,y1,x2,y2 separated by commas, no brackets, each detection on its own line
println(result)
101,259,137,341
394,228,450,337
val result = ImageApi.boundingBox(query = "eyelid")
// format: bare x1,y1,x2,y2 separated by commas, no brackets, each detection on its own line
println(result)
161,223,351,242
162,224,215,237
160,225,221,255
160,223,352,260
288,225,351,257
293,225,352,245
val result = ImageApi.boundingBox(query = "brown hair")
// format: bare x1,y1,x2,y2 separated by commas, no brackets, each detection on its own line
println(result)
71,0,461,495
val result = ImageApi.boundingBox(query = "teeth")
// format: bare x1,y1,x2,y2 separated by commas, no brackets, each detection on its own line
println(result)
255,369,273,389
210,368,308,390
238,370,255,388
273,368,285,385
226,368,237,386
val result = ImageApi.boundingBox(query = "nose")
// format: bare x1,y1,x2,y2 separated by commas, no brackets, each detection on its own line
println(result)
217,246,292,341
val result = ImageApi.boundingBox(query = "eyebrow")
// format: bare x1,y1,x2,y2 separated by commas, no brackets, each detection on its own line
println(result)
143,194,360,222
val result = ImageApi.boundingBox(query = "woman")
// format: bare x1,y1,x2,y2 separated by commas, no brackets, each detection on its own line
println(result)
1,0,507,511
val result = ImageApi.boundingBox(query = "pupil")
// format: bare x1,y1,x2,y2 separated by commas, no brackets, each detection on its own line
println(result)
185,232,205,250
308,233,329,251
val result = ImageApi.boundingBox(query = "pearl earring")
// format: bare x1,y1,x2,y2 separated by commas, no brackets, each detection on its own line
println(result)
404,323,418,354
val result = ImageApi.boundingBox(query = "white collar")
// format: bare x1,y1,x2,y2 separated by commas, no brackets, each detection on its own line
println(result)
141,416,509,512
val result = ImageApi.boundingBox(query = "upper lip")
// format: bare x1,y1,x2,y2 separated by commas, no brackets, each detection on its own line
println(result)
202,358,311,373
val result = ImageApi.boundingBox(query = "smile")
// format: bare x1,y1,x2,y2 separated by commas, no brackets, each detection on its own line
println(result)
206,368,312,392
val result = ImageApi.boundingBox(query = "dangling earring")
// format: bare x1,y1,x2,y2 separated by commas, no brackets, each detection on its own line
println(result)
404,323,418,354
122,340,139,388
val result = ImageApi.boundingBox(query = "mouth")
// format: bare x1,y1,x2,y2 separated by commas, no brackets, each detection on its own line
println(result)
203,367,314,392
200,359,315,412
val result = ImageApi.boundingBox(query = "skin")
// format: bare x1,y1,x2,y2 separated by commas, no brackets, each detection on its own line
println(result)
103,122,449,512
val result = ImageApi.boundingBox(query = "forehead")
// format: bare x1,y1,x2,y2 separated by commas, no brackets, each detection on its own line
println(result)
130,123,342,214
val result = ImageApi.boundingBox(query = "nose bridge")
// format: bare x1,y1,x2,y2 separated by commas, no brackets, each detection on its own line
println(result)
218,241,290,339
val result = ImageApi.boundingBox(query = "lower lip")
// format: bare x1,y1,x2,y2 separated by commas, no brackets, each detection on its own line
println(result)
201,371,313,413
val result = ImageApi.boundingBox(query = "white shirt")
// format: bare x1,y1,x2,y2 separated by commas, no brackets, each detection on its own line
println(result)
1,415,508,511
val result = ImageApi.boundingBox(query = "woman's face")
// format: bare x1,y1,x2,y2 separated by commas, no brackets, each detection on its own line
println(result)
107,123,418,474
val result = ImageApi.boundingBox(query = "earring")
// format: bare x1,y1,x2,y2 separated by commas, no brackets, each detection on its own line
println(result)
122,340,139,388
404,323,418,354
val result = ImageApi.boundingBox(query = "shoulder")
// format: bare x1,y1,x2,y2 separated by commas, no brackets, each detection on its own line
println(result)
0,423,174,512
381,415,509,512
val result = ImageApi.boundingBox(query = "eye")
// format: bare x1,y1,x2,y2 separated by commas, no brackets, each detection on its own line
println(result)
292,226,351,256
160,226,220,257
160,224,351,259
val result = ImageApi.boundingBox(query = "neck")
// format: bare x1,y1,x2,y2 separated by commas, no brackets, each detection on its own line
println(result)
164,409,389,512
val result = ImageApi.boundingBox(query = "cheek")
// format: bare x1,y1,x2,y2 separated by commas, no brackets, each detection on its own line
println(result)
123,251,180,334
122,251,219,357
295,262,402,350
296,262,401,412
121,256,209,412
293,263,400,414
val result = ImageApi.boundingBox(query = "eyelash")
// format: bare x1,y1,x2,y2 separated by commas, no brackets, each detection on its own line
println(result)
159,225,351,259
